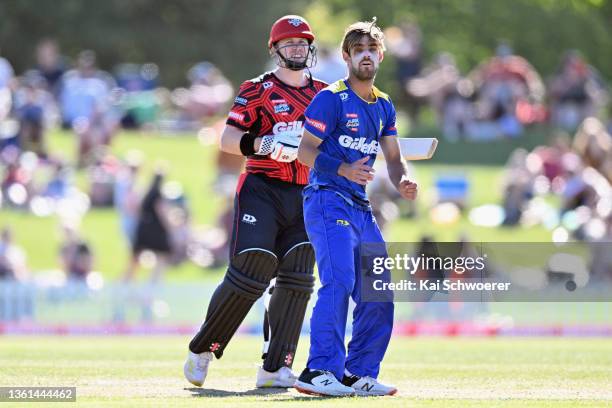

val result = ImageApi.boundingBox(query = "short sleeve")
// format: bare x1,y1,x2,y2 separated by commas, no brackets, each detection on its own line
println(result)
304,90,337,140
226,80,261,131
381,100,397,137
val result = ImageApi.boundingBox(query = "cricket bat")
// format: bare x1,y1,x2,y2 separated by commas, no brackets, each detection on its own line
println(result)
377,137,438,160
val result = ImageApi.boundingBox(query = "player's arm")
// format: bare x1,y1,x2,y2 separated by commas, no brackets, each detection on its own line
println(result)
379,136,417,200
296,130,323,168
219,125,262,156
298,130,374,185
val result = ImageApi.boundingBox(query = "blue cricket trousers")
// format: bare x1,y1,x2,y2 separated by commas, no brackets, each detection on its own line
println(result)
303,187,394,380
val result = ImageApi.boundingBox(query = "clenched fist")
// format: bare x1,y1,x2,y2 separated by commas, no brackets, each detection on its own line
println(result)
398,176,417,200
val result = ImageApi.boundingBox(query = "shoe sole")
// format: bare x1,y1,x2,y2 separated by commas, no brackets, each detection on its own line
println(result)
256,381,296,389
353,388,398,396
186,379,203,387
294,382,355,397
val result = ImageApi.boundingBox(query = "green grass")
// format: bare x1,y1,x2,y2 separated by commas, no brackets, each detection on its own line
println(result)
2,130,554,280
0,336,610,407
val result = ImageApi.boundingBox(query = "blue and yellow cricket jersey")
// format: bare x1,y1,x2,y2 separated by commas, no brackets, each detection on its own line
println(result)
303,79,397,201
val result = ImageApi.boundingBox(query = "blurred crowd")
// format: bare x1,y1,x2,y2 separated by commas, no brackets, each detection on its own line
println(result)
385,22,610,140
1,29,611,323
0,39,233,165
0,39,235,293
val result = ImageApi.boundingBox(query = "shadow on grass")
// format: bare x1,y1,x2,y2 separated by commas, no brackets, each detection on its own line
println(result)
185,387,339,400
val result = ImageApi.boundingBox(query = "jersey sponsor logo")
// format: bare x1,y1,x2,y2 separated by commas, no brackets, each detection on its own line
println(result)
346,118,359,131
273,120,303,134
228,111,245,122
305,117,326,132
263,81,273,89
242,214,257,225
288,18,303,27
338,135,379,154
339,92,348,101
346,113,358,118
234,96,248,106
274,103,290,114
271,99,287,104
336,219,349,227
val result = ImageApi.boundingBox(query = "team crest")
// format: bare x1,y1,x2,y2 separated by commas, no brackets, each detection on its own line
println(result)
274,103,291,114
346,118,359,130
288,18,303,27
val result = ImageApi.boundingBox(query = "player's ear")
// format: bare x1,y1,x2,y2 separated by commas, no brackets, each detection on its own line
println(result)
378,49,384,63
342,49,350,63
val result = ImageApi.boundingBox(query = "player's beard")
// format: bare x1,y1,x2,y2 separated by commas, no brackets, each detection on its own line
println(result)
350,57,378,81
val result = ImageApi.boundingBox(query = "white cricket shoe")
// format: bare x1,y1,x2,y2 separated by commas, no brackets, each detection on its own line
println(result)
342,372,397,396
256,366,297,388
183,351,213,387
294,369,356,397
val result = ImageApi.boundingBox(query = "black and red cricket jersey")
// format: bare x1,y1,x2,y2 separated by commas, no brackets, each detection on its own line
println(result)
226,72,327,185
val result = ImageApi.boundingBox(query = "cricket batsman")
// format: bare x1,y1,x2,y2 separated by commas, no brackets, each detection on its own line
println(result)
293,18,418,396
184,15,327,388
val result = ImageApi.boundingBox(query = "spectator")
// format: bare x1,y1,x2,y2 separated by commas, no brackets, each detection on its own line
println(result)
1,147,35,208
548,50,609,131
33,39,67,98
407,52,474,140
178,61,233,122
65,242,94,281
114,63,161,129
386,21,424,126
0,48,14,122
42,160,71,200
501,148,536,225
59,50,119,166
88,152,120,207
469,42,545,138
114,150,143,246
14,74,54,158
0,227,28,281
572,117,611,181
122,169,172,283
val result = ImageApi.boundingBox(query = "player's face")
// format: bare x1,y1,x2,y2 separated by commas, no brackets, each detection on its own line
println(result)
275,37,310,64
345,35,383,81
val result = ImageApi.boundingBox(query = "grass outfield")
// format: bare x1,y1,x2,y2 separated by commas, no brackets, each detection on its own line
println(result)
1,336,610,407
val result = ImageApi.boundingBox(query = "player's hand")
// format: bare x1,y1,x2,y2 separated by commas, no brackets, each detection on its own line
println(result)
257,133,301,162
338,156,375,186
398,176,417,200
270,132,300,162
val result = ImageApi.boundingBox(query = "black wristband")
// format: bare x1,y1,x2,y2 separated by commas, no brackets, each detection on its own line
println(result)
239,133,257,156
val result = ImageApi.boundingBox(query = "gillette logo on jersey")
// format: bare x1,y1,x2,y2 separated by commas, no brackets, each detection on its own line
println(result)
273,120,302,134
304,79,398,201
338,135,379,154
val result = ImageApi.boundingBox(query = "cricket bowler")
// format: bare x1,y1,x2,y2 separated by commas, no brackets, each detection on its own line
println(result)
293,18,418,396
